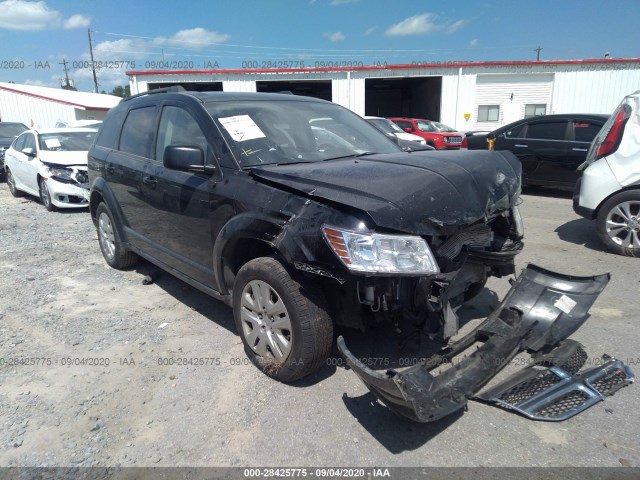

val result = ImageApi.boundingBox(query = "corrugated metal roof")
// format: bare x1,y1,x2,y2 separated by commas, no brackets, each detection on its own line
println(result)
0,82,121,110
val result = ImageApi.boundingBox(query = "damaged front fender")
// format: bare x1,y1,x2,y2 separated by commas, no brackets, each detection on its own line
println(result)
337,264,622,423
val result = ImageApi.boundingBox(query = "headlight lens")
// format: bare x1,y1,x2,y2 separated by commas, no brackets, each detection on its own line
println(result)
322,226,439,274
49,167,73,181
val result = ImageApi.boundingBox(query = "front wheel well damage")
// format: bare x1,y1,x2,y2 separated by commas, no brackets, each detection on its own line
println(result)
221,237,276,292
89,191,104,224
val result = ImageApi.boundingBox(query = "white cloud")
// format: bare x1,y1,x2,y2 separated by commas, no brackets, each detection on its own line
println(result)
63,13,90,29
69,27,231,91
324,31,345,42
385,12,467,37
364,26,378,36
447,19,466,33
154,27,230,49
0,0,60,30
470,38,479,47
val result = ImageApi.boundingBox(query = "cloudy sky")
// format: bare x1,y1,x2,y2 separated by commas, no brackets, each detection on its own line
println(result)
0,0,638,92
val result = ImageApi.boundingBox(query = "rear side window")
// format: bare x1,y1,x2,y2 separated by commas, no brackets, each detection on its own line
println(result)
573,121,602,143
95,110,126,148
525,121,567,141
119,107,156,158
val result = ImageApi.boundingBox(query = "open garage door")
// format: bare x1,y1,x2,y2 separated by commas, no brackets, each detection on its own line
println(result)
256,80,332,101
365,77,442,120
147,82,223,92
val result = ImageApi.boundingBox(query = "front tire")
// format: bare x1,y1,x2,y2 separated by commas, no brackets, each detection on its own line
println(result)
596,190,640,257
232,257,333,382
39,178,56,212
6,169,23,197
96,202,138,268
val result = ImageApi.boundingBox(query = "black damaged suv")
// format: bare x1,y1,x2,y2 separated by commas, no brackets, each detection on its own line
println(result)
88,88,525,391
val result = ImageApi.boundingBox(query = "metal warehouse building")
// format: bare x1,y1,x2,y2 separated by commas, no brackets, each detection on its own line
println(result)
127,58,640,131
0,82,121,129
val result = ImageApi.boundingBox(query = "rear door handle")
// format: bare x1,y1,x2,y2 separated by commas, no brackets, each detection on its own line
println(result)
515,144,528,148
572,148,588,152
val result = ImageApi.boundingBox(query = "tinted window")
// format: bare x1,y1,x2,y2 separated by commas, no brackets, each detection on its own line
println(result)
573,121,602,143
13,132,28,151
525,121,567,141
505,124,527,138
119,107,156,158
155,106,208,162
95,110,126,148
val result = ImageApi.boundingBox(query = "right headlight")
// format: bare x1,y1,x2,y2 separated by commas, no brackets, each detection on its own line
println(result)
322,225,439,274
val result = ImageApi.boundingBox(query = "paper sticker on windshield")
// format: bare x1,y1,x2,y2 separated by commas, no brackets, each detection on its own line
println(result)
218,115,265,142
554,295,577,314
44,138,61,148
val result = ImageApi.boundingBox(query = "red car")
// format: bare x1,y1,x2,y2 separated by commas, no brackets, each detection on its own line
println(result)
388,117,464,150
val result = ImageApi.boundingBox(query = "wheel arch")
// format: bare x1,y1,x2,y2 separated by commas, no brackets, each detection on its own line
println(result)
89,177,128,240
594,184,640,218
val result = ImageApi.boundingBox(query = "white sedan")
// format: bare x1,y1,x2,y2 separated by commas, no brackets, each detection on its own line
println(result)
4,128,96,211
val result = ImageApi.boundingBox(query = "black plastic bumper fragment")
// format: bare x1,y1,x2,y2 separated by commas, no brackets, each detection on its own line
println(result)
337,264,620,423
477,342,635,421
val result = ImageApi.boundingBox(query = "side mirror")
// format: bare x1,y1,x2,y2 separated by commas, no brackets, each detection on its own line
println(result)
163,145,215,174
22,147,36,157
404,127,413,133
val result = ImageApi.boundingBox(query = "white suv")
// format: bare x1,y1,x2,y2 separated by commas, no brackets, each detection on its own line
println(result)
574,90,640,257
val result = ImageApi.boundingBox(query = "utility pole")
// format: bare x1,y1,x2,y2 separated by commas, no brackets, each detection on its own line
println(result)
88,28,99,93
534,46,543,61
60,58,71,88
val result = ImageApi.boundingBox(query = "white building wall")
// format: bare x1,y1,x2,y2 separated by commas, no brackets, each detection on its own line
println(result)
552,66,640,114
0,90,77,128
470,73,554,131
332,77,365,115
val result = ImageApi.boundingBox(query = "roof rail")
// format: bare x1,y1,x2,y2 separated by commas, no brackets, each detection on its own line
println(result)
123,85,186,102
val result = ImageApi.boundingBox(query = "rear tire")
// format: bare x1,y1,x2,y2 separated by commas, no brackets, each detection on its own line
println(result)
232,257,333,382
96,202,138,268
6,169,22,197
596,190,640,257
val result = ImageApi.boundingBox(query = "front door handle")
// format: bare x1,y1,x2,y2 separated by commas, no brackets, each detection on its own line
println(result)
515,144,528,148
572,147,588,152
105,164,115,175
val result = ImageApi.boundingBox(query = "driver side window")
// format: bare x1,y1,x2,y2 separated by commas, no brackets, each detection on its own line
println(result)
155,106,209,163
23,133,36,152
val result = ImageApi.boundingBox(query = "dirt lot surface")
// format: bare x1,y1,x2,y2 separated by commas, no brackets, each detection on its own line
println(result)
1,183,639,471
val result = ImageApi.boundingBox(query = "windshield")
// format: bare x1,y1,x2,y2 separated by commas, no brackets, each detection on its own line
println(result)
39,131,96,151
0,123,28,138
205,100,400,167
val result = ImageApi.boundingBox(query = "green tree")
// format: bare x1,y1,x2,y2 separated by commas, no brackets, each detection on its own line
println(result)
111,85,131,98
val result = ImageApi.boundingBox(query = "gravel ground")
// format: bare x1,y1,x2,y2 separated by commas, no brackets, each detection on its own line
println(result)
0,182,639,471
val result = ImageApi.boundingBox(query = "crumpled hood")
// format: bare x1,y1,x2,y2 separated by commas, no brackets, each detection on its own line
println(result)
38,150,89,167
251,150,521,235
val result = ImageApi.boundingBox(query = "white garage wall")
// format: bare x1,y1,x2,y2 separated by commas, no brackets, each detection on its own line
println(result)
552,66,640,114
222,80,257,92
332,77,365,114
0,90,77,128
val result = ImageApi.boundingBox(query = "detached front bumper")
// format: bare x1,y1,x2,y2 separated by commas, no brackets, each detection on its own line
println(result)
338,264,634,423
